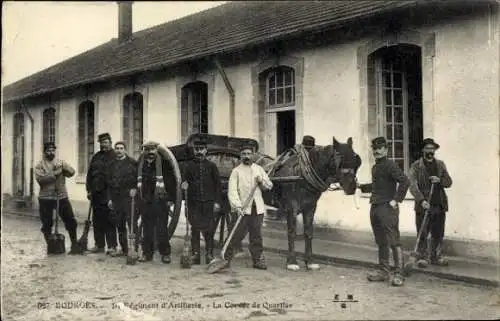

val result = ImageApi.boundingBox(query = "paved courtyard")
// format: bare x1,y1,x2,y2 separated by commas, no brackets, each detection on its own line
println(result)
1,214,499,321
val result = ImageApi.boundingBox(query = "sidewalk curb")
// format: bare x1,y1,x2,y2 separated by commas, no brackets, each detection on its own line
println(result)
3,210,498,288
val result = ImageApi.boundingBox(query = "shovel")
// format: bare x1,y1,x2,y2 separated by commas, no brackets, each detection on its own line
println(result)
180,182,192,269
126,189,139,265
403,182,436,276
47,196,66,255
207,182,259,274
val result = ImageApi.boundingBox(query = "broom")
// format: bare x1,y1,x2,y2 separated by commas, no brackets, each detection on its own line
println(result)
77,204,92,252
180,182,192,269
126,189,138,265
402,182,436,276
207,182,259,274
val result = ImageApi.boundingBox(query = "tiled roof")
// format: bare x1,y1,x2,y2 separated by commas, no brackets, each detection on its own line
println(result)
3,0,421,103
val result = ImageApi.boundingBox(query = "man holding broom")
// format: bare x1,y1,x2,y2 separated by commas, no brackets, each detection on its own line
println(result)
223,145,273,270
408,138,453,267
35,142,83,255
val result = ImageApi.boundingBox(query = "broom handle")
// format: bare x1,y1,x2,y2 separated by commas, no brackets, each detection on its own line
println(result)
54,186,60,234
413,183,435,253
220,182,260,258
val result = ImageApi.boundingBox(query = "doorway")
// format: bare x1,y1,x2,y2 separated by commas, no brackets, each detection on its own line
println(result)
13,113,25,197
277,110,296,154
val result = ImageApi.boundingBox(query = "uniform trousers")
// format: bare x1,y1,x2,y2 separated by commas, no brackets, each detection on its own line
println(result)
110,193,139,253
91,195,116,250
370,202,401,247
188,201,217,254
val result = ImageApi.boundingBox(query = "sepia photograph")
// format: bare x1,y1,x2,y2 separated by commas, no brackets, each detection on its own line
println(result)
1,1,499,320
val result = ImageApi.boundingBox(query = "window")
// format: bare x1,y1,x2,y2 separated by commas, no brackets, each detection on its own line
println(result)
42,108,56,144
123,92,143,159
78,101,95,174
181,81,208,142
372,45,423,173
266,67,295,109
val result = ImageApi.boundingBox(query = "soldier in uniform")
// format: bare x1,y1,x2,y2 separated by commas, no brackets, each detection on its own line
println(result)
137,141,174,263
35,142,83,255
107,141,138,257
408,138,453,267
358,137,410,286
86,133,116,254
182,137,222,264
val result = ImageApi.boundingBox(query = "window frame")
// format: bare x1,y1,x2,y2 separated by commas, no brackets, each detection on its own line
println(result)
122,92,144,159
77,100,95,175
375,57,410,173
42,107,56,144
265,67,296,112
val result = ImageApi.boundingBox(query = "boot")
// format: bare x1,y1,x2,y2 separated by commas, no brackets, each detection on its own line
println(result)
205,239,214,264
68,229,84,255
191,251,201,265
88,246,105,253
391,246,404,286
252,256,268,270
367,246,390,282
430,239,448,266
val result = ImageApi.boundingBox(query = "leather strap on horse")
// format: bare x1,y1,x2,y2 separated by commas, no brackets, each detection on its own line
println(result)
296,145,332,193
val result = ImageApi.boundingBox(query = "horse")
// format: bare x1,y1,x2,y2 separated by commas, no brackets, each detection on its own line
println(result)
262,137,361,271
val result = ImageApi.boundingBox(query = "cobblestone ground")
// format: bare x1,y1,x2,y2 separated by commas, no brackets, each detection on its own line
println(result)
1,214,499,321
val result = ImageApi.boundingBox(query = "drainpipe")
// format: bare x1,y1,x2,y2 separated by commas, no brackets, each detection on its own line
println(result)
21,102,35,206
214,57,235,136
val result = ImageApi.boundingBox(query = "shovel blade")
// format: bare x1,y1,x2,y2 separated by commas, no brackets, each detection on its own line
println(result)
47,233,66,255
206,258,229,274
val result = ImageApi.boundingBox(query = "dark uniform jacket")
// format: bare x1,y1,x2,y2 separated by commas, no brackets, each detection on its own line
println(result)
108,156,138,201
408,158,452,212
359,157,409,204
183,157,222,204
86,149,116,204
140,158,176,203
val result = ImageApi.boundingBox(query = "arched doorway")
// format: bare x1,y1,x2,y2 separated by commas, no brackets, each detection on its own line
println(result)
368,44,423,172
181,81,208,142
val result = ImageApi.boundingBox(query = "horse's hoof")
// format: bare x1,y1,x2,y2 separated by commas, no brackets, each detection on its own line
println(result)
306,263,320,271
286,264,300,271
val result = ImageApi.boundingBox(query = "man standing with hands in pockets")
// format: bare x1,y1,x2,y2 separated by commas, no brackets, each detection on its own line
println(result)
224,145,273,270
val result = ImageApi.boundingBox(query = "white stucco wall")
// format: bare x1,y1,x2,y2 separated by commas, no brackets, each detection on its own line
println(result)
2,8,498,246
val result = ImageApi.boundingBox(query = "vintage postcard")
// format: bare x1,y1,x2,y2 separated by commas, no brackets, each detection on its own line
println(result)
2,1,499,320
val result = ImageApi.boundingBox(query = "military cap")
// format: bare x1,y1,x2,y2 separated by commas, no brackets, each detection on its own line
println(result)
114,140,127,148
371,136,388,149
43,141,56,151
142,140,160,149
302,135,315,147
239,144,254,152
422,138,440,150
97,132,112,142
193,136,210,147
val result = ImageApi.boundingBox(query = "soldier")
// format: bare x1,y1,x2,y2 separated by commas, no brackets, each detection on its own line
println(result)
136,141,174,263
35,142,83,255
358,137,410,286
224,145,273,270
107,141,138,257
86,133,116,254
408,138,453,267
182,137,222,264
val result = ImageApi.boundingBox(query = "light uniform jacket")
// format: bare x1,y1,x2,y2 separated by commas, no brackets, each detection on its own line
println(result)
228,163,273,215
408,158,452,212
35,159,75,200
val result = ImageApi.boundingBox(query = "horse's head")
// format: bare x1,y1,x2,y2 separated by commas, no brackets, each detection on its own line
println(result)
330,136,362,195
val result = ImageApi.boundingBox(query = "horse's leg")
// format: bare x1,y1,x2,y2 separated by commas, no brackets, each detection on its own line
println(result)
286,204,300,271
303,204,320,271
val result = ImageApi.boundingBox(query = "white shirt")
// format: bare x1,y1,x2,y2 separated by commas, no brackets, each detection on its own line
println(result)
228,163,273,215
